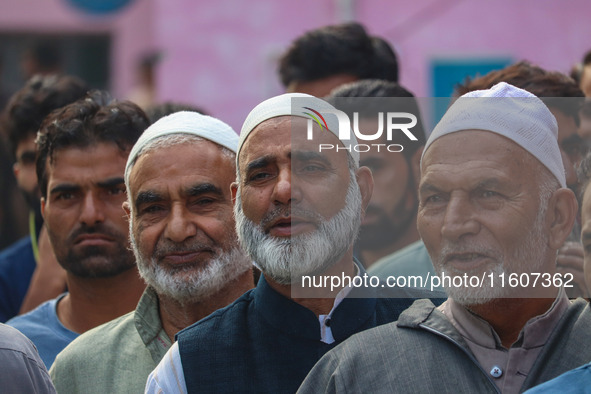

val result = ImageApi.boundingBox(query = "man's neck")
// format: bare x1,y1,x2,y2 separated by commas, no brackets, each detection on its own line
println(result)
158,269,255,341
360,223,419,268
465,295,558,348
266,251,357,317
57,268,146,334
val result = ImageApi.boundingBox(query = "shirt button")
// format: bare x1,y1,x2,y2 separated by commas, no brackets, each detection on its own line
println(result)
325,319,331,327
490,366,503,378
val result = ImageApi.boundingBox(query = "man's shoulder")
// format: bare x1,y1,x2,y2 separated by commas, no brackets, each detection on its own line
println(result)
525,362,591,394
6,295,76,345
0,324,55,394
0,236,36,322
341,298,444,350
298,299,487,393
50,310,156,394
50,311,140,375
0,236,33,261
6,295,76,368
0,236,35,280
7,298,58,330
55,311,136,359
0,323,39,353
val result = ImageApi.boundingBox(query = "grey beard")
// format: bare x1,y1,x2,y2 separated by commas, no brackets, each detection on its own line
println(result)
434,206,549,305
131,237,251,305
234,172,362,285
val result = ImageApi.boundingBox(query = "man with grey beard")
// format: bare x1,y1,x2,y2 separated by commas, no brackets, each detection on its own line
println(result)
299,83,591,394
49,111,254,393
146,93,431,394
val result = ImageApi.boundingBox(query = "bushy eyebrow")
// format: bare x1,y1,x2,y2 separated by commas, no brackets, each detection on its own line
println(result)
97,177,125,189
246,155,275,174
418,182,440,196
135,191,163,207
50,184,80,196
186,183,223,197
50,177,124,196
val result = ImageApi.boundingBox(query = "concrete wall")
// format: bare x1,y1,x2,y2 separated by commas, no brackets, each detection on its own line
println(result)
0,0,154,98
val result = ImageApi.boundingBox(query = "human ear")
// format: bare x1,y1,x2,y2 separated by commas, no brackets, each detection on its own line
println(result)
546,188,578,249
356,166,374,213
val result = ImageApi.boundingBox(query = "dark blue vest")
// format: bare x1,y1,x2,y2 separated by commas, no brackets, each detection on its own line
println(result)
177,274,437,393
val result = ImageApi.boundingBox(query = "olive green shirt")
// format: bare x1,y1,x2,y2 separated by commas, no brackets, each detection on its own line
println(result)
49,287,171,393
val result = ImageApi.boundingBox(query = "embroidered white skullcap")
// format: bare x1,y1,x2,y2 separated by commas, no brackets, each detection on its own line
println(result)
125,111,239,185
423,82,565,188
238,93,359,165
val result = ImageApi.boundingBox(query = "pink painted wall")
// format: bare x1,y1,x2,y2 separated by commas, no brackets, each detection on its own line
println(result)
2,0,591,132
154,0,591,131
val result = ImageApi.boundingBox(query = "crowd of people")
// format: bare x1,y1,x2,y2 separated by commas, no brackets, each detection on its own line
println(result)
1,21,591,393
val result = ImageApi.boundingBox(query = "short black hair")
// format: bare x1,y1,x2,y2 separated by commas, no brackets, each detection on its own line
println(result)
278,22,398,88
144,102,209,124
1,74,88,156
456,60,584,125
36,90,149,198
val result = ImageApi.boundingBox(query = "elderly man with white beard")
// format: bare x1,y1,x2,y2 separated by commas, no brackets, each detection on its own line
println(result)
49,112,254,393
298,82,591,394
146,93,434,394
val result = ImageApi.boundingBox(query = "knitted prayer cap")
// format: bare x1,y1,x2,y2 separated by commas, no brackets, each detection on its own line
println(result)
125,111,239,186
423,82,565,188
238,92,359,165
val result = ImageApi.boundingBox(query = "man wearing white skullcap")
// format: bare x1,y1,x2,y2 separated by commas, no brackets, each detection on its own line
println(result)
299,82,591,394
146,93,436,394
50,111,254,394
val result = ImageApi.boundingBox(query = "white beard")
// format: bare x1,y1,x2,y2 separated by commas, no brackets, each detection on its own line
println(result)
234,173,362,285
434,208,549,305
130,231,251,305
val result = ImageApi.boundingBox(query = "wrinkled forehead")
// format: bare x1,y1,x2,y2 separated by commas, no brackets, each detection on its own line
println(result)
238,116,348,172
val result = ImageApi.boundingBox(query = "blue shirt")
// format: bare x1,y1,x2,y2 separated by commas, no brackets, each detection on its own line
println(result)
6,294,78,369
524,362,591,394
0,236,37,322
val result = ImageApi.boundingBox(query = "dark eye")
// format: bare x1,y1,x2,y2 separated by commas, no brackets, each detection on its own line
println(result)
141,205,164,214
424,194,442,204
481,190,499,198
195,198,215,206
250,172,269,180
108,186,126,195
18,151,36,165
302,164,324,172
56,192,74,201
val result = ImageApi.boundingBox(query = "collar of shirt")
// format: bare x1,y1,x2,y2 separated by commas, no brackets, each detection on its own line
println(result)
134,286,172,363
253,260,377,343
439,287,569,350
438,287,570,392
319,262,360,344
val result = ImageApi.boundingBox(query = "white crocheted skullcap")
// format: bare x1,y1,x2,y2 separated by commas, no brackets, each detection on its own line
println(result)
125,111,239,185
238,92,359,166
423,82,564,188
